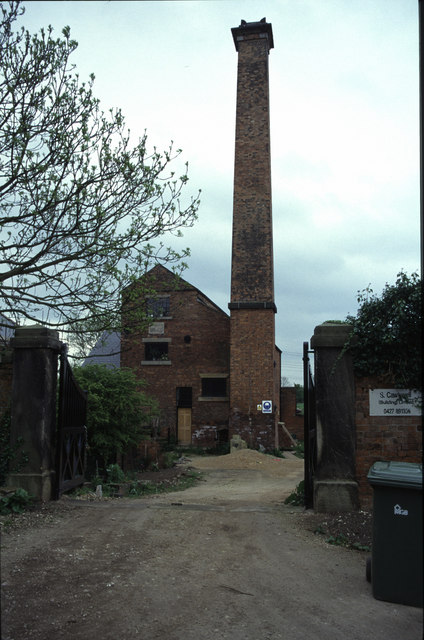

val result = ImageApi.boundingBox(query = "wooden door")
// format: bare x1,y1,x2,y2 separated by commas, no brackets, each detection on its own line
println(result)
178,408,192,445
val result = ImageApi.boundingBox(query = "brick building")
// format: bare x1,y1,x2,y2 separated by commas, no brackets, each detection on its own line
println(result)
121,264,230,447
93,19,283,451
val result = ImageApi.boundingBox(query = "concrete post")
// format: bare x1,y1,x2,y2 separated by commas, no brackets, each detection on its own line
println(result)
8,326,62,501
310,323,359,511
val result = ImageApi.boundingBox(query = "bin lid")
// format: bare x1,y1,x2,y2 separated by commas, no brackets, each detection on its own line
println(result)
367,461,423,489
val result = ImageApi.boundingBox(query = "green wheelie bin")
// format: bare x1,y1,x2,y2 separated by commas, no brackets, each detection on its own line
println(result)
367,461,423,607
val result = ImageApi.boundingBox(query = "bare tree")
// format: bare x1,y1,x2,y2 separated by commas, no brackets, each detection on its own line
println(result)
0,2,200,353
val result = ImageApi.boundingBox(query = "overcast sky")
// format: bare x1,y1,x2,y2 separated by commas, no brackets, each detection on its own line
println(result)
21,0,420,384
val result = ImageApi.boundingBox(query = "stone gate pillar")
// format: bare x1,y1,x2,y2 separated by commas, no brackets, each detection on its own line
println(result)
310,322,359,511
8,326,62,501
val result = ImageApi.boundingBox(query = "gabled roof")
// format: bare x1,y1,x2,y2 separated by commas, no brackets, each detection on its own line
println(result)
0,314,16,344
83,331,120,368
128,264,229,317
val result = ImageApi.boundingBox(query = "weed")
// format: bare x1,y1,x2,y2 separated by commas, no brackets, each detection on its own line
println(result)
127,471,203,497
269,448,285,459
314,524,326,535
293,441,304,459
325,534,370,552
351,542,371,552
128,480,158,496
284,480,305,506
162,451,179,469
326,533,349,547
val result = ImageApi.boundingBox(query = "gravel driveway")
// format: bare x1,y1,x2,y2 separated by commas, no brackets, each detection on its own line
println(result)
1,451,422,639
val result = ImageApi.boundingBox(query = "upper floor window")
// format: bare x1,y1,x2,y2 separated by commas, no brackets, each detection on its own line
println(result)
145,342,169,361
147,296,170,318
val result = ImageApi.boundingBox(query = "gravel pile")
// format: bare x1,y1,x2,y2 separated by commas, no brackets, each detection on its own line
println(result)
189,448,303,476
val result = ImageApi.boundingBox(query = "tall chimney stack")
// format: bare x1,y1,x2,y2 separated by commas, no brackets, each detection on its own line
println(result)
229,19,279,450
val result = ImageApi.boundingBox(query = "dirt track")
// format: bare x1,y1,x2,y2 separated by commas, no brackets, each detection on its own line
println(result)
1,451,422,639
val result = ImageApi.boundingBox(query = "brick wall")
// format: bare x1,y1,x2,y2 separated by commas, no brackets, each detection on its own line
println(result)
229,309,278,449
355,376,422,508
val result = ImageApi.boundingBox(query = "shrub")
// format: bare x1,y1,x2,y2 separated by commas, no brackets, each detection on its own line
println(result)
345,271,421,390
0,488,33,515
73,364,159,466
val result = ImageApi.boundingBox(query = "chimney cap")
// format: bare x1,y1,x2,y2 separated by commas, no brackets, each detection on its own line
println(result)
231,18,274,52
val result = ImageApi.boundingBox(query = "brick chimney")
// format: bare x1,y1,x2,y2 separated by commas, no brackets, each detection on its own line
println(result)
229,19,279,450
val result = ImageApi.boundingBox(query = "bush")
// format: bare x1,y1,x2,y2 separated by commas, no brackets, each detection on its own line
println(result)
73,364,159,466
346,271,421,390
0,488,33,515
106,463,126,484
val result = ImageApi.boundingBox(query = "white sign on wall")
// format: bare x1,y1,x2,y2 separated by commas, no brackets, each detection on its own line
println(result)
148,322,164,335
369,389,422,416
262,400,272,414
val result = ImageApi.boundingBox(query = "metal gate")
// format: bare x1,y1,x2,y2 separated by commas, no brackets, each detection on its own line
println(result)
55,347,87,498
303,341,316,509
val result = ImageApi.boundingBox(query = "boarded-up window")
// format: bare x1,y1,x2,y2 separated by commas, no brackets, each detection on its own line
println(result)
201,377,227,398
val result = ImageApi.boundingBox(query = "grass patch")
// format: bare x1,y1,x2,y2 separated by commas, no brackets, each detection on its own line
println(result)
70,468,204,499
128,470,203,497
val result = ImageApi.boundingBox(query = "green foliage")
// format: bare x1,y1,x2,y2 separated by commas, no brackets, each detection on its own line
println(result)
106,463,126,484
127,471,202,497
0,2,200,350
293,441,304,459
346,272,422,390
284,480,305,506
324,533,370,552
162,451,179,469
73,468,203,498
0,410,29,486
0,488,33,514
269,448,285,459
73,364,159,465
326,533,349,547
294,384,304,404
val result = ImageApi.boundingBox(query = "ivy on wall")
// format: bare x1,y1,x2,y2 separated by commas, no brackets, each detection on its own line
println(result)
345,272,421,391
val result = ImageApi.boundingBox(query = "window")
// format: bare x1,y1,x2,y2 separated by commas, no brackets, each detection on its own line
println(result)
147,296,170,318
145,342,168,361
201,377,227,398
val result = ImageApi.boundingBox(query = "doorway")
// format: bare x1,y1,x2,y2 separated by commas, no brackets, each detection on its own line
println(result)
176,387,192,445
